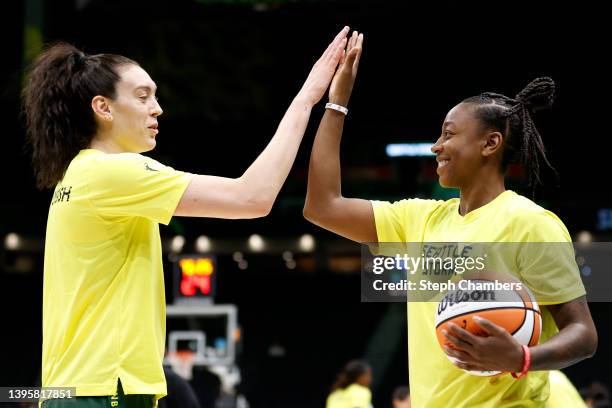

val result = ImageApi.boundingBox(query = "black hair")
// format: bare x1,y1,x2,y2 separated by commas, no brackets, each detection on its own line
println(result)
392,385,410,401
330,359,371,391
462,77,556,187
22,42,138,189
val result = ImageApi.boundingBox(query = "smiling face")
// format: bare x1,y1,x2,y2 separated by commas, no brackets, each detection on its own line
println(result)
103,64,163,153
431,103,496,188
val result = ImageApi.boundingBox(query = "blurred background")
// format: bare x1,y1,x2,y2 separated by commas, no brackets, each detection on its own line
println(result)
1,0,610,407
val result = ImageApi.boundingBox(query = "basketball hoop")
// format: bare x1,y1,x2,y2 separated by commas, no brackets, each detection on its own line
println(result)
166,350,196,380
165,330,207,380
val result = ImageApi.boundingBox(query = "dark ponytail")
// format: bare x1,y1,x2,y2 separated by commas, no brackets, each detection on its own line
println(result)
22,42,137,189
462,77,556,187
330,360,370,391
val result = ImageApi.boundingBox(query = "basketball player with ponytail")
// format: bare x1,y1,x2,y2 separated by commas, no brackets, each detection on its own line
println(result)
304,32,597,407
23,27,350,407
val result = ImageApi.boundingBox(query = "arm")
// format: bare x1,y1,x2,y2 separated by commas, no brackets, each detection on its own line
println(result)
442,296,597,372
530,297,597,370
302,31,377,243
175,26,350,219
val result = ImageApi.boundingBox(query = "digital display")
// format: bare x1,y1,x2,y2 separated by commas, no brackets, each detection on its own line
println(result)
173,256,217,301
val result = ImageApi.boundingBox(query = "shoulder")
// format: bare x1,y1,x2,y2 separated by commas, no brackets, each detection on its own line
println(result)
503,192,562,224
371,197,457,242
88,153,169,179
345,384,371,399
325,389,342,407
503,192,571,242
92,152,153,168
372,197,453,216
82,152,187,199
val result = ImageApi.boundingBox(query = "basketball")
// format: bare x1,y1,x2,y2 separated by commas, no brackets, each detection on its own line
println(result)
434,277,542,376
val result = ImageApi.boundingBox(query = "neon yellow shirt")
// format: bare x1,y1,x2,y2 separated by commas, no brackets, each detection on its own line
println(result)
42,149,193,401
372,190,585,408
547,370,586,407
325,384,372,408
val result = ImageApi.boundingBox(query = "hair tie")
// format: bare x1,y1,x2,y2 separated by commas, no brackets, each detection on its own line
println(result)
503,99,527,118
72,51,87,69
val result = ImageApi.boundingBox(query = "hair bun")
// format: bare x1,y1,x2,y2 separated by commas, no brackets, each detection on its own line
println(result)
515,77,555,112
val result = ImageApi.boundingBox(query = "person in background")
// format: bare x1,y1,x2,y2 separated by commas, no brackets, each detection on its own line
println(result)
326,360,373,408
158,367,201,408
391,386,410,408
581,381,611,408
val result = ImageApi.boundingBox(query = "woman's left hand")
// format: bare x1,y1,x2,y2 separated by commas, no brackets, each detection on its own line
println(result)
328,30,364,107
441,316,525,372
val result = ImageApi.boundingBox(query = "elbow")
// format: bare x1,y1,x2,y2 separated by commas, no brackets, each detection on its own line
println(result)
254,202,273,218
246,195,274,218
586,345,597,360
576,324,598,360
303,200,322,224
582,341,597,361
303,202,333,229
303,204,314,222
586,329,598,359
236,178,275,218
303,195,339,225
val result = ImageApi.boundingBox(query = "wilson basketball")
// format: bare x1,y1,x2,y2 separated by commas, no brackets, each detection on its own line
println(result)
434,277,542,376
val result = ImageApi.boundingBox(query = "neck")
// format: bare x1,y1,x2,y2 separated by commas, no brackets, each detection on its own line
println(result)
89,132,126,154
458,170,506,216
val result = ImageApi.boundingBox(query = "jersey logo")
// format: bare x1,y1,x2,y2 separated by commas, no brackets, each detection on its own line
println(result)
144,163,159,172
51,185,72,205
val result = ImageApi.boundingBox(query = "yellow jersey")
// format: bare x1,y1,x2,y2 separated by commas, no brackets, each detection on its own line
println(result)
42,149,193,401
372,190,585,408
547,370,586,408
325,383,372,408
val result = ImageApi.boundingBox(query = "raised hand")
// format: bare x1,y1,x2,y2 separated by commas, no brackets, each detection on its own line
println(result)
329,30,364,107
295,26,350,107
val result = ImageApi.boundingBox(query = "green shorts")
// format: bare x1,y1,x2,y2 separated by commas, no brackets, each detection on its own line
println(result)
42,380,154,408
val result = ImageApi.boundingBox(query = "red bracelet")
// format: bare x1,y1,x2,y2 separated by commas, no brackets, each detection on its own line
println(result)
511,345,531,379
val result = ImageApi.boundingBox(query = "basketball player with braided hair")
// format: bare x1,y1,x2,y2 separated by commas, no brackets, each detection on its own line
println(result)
22,27,350,407
304,31,597,407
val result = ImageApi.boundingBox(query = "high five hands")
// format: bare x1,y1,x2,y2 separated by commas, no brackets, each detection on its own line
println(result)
295,27,363,109
296,26,350,107
329,30,364,107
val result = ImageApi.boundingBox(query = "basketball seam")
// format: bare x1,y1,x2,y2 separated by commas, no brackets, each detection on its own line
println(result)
511,307,527,336
435,306,541,329
529,314,540,346
529,314,536,344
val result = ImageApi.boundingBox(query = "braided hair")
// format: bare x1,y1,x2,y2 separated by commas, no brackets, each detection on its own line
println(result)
462,77,556,187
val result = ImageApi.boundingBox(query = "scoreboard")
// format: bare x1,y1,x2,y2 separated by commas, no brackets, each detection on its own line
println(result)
173,255,217,303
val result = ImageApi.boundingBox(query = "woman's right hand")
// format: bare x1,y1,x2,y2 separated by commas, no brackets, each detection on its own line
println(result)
329,30,364,107
295,26,350,107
